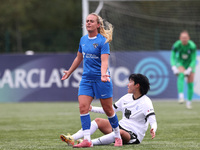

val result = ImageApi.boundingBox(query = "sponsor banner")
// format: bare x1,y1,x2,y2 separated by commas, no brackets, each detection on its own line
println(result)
0,51,199,102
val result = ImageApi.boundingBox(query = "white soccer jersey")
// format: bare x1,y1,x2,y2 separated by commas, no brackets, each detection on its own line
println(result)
114,93,155,143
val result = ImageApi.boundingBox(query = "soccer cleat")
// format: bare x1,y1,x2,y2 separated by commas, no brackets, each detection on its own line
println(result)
178,98,184,104
77,139,83,144
60,133,75,146
114,138,123,147
73,139,93,148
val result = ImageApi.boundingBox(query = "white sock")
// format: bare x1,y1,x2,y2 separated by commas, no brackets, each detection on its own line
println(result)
92,132,115,145
113,126,121,139
72,129,83,140
179,93,184,99
72,120,98,140
83,129,91,141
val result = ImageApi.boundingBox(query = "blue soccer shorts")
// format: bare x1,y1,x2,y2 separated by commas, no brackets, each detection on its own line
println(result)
78,79,113,99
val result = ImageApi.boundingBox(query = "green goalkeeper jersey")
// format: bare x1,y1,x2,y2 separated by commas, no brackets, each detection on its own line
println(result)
170,40,197,70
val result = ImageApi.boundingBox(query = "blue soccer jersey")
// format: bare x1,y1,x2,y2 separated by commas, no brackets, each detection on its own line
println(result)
78,33,110,80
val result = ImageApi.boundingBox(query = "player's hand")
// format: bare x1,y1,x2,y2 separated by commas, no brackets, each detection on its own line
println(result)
150,128,156,139
171,66,179,75
184,67,192,76
61,70,70,80
101,74,110,82
89,105,92,111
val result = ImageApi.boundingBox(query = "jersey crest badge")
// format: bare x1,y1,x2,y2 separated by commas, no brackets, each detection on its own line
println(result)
93,43,98,48
125,108,131,119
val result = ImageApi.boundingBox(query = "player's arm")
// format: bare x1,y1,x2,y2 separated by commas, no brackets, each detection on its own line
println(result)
101,54,110,82
90,104,119,114
148,115,157,139
61,51,83,80
101,40,110,82
144,99,157,139
89,95,123,113
170,44,177,66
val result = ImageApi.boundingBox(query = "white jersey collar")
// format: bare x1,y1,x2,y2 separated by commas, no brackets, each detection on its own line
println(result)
88,35,97,39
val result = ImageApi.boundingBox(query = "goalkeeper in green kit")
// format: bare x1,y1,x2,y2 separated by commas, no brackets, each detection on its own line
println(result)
170,31,196,109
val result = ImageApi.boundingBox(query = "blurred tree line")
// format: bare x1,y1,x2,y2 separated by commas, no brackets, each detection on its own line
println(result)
0,0,82,53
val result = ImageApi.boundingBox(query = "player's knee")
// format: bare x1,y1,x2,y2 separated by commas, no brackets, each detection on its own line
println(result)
104,109,114,116
101,104,114,116
94,118,102,126
79,104,89,114
120,130,126,137
95,118,109,130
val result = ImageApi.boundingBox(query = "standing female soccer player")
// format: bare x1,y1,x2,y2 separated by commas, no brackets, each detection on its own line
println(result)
60,13,122,148
171,30,197,109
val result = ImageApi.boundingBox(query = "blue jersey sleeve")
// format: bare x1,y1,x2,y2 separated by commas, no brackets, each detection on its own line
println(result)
101,41,110,55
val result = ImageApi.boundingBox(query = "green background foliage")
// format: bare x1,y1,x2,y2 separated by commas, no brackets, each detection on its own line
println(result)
0,0,82,53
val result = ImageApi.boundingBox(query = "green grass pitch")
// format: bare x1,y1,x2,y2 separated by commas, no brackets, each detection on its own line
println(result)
0,101,200,150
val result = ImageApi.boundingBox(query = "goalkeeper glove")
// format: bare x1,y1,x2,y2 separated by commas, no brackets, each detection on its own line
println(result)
184,67,192,76
171,66,179,75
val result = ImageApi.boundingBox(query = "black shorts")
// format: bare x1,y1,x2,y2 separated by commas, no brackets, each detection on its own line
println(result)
119,125,140,144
